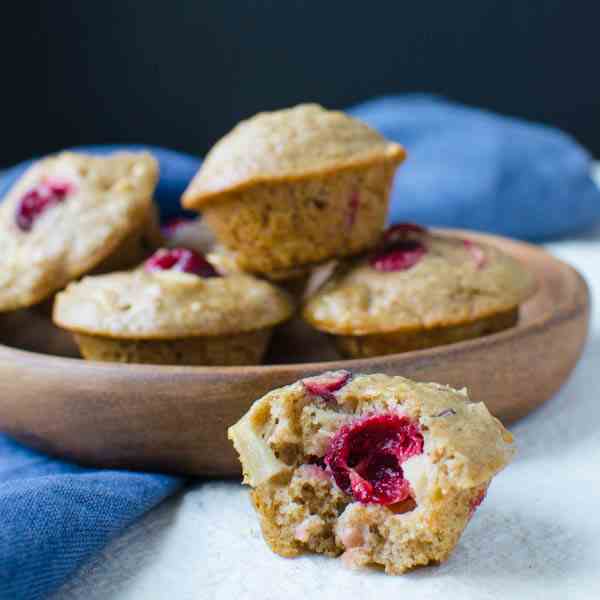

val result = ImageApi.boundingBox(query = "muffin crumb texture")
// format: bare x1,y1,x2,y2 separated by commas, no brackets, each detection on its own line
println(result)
229,372,514,574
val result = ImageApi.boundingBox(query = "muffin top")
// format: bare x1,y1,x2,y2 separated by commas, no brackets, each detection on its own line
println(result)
229,371,514,490
303,225,535,335
53,249,295,339
0,152,158,312
182,104,406,209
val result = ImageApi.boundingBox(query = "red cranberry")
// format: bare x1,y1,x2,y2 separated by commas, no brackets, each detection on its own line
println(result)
302,370,352,402
463,239,487,269
15,178,73,231
145,248,220,278
469,489,487,517
382,223,427,246
325,413,424,505
161,217,194,237
370,240,426,272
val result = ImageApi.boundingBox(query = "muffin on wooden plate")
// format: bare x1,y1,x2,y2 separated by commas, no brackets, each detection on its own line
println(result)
53,248,294,365
302,224,535,357
182,104,406,279
0,152,160,313
228,371,514,574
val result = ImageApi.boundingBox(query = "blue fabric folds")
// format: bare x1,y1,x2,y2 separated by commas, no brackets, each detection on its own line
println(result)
350,95,600,240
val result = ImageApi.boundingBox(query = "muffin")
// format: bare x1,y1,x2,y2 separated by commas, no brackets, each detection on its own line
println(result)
182,104,406,279
52,248,294,365
302,224,536,357
228,371,514,574
0,151,160,313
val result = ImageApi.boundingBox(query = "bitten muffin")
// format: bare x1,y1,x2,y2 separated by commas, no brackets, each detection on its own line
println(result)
0,152,160,312
52,248,294,365
228,371,514,574
302,224,536,357
182,104,406,278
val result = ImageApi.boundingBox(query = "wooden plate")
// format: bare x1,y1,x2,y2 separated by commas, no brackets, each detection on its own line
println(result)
0,231,589,476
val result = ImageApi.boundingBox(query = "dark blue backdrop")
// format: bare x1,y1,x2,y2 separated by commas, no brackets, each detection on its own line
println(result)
1,1,599,167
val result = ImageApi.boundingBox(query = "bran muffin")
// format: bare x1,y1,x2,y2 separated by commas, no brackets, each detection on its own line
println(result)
302,224,535,357
0,151,160,312
53,248,294,366
182,104,406,279
228,371,514,574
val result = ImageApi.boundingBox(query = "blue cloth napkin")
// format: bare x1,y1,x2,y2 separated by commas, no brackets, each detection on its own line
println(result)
349,95,600,240
1,96,599,599
0,438,180,600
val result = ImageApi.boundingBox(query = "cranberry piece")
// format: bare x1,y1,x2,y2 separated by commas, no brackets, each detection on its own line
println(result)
382,223,427,246
325,413,424,505
161,217,194,237
463,239,487,269
469,489,487,517
15,178,73,231
370,240,426,272
370,223,427,273
302,370,352,402
145,248,220,278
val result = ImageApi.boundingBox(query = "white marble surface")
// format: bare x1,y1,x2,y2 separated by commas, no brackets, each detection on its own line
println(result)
55,226,600,600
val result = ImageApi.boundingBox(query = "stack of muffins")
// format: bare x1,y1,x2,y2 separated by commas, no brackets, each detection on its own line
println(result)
0,104,534,365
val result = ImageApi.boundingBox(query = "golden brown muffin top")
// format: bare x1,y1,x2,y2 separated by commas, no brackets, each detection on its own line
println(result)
303,228,536,335
53,267,295,340
182,104,405,209
0,152,158,312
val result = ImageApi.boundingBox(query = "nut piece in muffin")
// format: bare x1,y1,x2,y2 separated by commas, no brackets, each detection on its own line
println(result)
0,152,160,313
302,224,536,357
228,371,514,574
53,248,294,365
182,104,406,279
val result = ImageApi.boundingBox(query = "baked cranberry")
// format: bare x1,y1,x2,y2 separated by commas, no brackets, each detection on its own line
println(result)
302,370,352,402
15,178,73,231
370,223,427,272
463,239,487,269
145,248,220,277
469,489,487,517
370,240,426,272
325,413,424,505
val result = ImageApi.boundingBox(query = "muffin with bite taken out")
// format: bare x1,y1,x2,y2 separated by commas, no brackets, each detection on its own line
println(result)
52,247,294,365
228,371,514,574
302,224,535,357
182,104,406,280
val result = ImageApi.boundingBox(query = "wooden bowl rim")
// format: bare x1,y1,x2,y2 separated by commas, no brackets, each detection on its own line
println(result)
0,230,588,377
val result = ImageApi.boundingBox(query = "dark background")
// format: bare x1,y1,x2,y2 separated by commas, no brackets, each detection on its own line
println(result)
1,1,598,167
